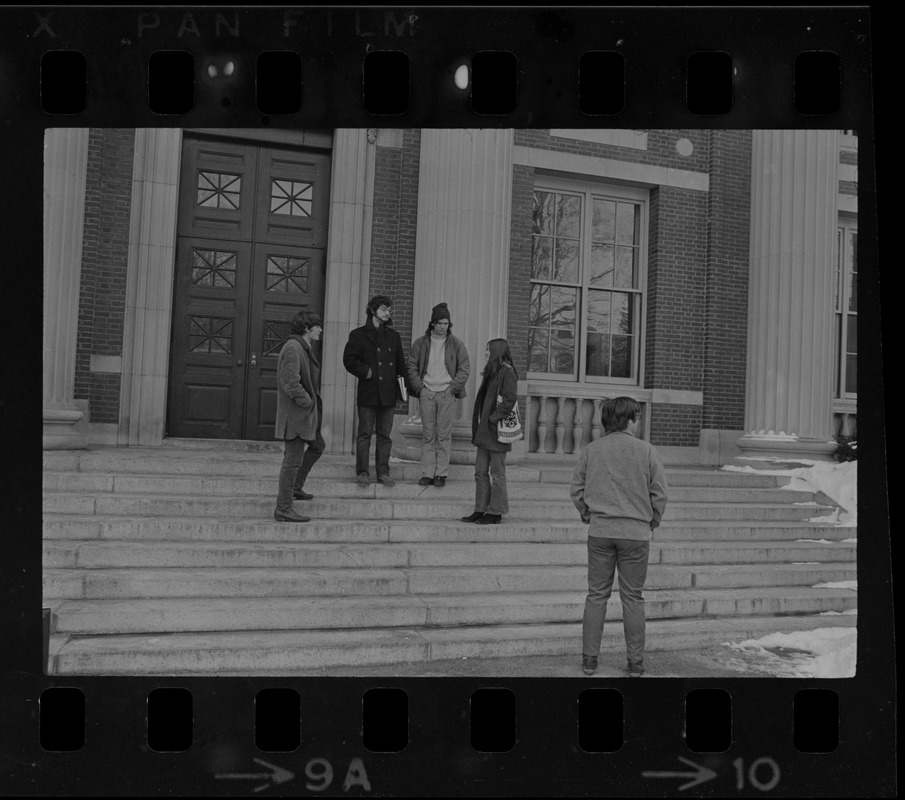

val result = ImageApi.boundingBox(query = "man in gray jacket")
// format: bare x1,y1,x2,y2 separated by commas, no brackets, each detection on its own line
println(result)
570,397,668,677
273,311,323,523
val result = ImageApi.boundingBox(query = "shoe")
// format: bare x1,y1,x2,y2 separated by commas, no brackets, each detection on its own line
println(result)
293,488,314,500
582,655,598,676
377,474,396,486
418,477,434,486
273,508,310,523
474,513,501,524
434,476,447,488
626,661,645,677
357,473,370,486
461,511,485,523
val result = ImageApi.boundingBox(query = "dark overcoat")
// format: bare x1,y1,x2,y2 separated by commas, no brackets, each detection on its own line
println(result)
471,363,518,452
342,316,409,407
274,335,319,441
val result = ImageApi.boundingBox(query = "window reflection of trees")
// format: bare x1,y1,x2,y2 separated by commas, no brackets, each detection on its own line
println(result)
530,187,641,380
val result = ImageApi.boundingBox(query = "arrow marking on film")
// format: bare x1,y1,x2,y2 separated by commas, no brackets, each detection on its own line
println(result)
215,758,295,792
642,757,718,791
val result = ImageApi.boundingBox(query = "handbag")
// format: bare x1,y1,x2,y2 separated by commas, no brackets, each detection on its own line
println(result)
496,395,524,442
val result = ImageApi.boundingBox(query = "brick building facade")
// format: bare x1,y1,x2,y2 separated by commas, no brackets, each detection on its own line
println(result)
44,128,857,463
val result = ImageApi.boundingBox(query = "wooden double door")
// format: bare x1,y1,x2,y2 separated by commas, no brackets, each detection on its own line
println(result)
167,136,331,440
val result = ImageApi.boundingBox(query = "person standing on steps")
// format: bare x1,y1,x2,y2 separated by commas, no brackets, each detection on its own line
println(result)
407,302,470,488
343,295,410,487
570,397,669,677
461,338,519,525
273,311,325,523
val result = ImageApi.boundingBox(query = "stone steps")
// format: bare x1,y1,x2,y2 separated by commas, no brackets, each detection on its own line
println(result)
41,471,820,505
43,562,857,601
48,614,857,675
43,492,836,522
43,450,794,488
42,539,856,569
47,585,857,636
42,446,856,675
42,514,855,543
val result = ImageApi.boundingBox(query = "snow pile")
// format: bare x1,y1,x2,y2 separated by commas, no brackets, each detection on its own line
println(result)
723,459,857,526
725,627,857,678
813,580,857,590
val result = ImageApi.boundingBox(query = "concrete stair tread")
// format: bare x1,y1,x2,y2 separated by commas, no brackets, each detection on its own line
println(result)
48,614,857,674
43,451,795,487
49,584,858,614
44,562,858,579
43,473,818,504
51,613,857,655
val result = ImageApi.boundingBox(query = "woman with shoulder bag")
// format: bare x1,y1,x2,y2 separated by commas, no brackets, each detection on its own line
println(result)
461,338,521,525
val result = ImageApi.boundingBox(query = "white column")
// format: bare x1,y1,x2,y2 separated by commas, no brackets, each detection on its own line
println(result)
43,129,89,450
118,129,183,446
396,129,516,463
320,129,376,455
738,130,838,461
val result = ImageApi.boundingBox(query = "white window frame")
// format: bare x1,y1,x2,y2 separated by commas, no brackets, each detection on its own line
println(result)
528,175,649,388
834,215,857,400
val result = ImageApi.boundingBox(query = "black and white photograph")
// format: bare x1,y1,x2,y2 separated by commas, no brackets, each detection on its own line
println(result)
42,126,860,680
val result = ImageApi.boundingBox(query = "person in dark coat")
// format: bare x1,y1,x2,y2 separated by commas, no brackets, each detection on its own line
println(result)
273,311,324,523
461,338,519,525
342,295,409,486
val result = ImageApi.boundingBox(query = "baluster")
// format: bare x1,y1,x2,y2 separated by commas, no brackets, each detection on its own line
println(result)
591,399,602,440
572,398,584,453
554,397,566,454
537,396,549,454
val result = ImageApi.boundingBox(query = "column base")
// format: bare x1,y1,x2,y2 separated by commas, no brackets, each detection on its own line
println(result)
735,432,836,463
43,405,88,450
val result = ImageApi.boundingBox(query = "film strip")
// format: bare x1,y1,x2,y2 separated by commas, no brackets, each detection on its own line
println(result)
2,4,892,797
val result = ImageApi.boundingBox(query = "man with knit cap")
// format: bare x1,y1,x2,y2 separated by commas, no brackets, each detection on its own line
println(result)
407,302,470,486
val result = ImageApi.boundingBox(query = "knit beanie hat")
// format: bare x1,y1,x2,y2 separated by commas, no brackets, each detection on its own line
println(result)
430,302,451,325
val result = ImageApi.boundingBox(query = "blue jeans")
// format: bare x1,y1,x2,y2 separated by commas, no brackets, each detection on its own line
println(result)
355,405,395,477
474,447,508,515
582,537,650,665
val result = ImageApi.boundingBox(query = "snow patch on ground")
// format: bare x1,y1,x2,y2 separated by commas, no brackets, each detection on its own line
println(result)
723,460,857,527
813,580,857,590
723,627,857,677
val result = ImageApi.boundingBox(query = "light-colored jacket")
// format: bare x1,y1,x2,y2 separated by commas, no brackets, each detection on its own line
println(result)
407,333,470,398
274,335,319,441
570,430,669,541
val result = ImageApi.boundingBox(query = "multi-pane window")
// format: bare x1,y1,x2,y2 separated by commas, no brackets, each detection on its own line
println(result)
834,220,857,398
528,181,646,383
196,171,241,209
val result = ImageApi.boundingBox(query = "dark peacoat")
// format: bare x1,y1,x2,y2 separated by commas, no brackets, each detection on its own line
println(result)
471,363,518,452
274,335,319,441
342,315,409,407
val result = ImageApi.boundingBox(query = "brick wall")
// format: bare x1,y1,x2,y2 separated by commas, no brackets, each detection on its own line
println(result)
506,163,535,422
74,128,135,424
645,185,709,446
368,130,420,411
513,129,710,174
702,130,752,431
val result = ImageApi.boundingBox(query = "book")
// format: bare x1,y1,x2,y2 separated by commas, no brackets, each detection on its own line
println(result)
396,376,408,402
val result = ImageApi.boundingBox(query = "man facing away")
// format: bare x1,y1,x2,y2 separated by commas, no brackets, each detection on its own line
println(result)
570,397,669,677
342,295,409,487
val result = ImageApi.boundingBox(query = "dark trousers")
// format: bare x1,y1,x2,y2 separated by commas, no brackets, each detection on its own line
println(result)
474,447,509,515
355,405,395,477
275,401,325,511
582,537,650,665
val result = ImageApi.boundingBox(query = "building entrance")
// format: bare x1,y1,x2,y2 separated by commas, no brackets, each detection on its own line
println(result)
167,135,331,439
